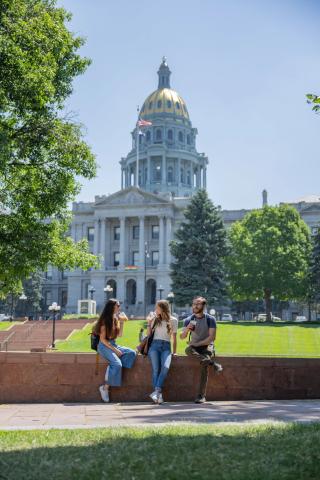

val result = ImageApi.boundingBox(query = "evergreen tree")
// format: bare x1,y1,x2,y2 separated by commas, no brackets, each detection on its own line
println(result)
170,189,228,306
308,227,320,305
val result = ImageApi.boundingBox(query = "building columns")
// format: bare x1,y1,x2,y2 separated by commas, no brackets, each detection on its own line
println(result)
100,218,106,267
166,217,172,265
139,216,145,266
93,220,100,255
119,216,126,267
159,216,165,265
203,167,207,189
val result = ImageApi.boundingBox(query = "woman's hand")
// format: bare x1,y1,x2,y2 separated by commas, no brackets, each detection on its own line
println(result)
147,312,155,324
115,349,123,357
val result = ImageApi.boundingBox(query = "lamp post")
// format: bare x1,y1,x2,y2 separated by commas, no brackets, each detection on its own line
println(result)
270,295,274,320
88,285,96,301
144,242,150,320
255,297,259,320
48,302,60,348
167,292,174,314
104,284,113,301
19,293,27,318
158,285,164,300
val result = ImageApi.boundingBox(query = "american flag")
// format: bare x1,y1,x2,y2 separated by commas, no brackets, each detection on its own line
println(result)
137,118,152,127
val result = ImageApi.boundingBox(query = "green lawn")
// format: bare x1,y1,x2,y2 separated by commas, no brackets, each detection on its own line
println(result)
56,320,320,357
0,423,319,480
0,321,18,331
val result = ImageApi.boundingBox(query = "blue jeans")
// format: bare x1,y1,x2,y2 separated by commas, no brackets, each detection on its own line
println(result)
97,340,136,387
148,339,172,390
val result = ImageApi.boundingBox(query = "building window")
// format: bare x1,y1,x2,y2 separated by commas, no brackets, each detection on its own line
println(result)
133,225,139,239
167,129,173,141
114,226,120,240
178,131,184,143
45,265,53,280
154,162,161,181
132,251,139,266
113,252,120,267
187,170,191,185
146,130,151,142
44,291,52,306
60,270,67,280
180,167,184,183
152,225,159,239
87,227,94,242
167,100,172,108
311,226,319,235
187,134,191,145
149,101,153,109
152,251,159,266
167,166,174,183
157,100,162,108
176,102,180,109
155,129,162,142
61,289,68,308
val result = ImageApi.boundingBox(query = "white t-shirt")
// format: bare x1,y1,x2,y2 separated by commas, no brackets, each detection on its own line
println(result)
153,316,178,342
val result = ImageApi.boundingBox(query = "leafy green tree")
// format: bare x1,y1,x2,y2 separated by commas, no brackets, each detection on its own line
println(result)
170,189,228,306
0,0,98,296
227,205,311,321
306,94,320,113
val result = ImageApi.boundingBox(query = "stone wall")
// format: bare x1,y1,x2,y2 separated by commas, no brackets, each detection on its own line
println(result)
0,352,319,403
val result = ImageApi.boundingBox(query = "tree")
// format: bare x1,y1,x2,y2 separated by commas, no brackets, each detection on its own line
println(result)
0,0,98,296
306,94,320,113
227,205,311,321
170,189,228,306
308,227,320,316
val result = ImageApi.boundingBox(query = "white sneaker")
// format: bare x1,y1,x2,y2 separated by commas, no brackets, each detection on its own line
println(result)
158,393,164,404
99,385,110,403
149,391,159,404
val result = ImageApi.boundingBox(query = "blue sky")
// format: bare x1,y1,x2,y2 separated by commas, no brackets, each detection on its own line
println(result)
58,0,320,210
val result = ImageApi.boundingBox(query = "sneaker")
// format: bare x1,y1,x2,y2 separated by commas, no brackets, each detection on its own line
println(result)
195,395,206,404
158,393,164,404
99,385,110,403
149,391,159,404
213,362,223,374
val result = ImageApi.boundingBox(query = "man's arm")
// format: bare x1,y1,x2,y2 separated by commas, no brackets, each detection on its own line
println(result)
180,318,192,340
189,327,216,347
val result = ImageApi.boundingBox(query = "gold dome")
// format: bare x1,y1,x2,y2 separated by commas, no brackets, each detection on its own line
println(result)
140,88,189,120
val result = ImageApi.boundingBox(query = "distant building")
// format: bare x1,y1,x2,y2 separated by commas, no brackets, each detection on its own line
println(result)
42,60,320,319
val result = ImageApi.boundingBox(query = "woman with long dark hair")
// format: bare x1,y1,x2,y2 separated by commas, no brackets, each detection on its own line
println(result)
95,299,136,402
147,299,178,404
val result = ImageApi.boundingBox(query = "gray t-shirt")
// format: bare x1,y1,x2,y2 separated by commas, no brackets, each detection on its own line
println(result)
184,314,216,345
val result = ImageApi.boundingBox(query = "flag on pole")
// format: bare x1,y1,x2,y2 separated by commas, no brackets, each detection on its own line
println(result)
137,118,152,127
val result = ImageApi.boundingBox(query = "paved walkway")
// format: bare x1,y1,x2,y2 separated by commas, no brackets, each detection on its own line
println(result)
0,400,320,430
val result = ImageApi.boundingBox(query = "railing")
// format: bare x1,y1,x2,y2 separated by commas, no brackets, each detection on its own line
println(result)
0,331,16,351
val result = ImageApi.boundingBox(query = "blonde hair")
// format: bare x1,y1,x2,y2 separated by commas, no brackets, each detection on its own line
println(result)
154,300,172,335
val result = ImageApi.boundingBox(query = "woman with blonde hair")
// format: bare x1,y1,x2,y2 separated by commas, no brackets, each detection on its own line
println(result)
147,299,178,404
95,299,136,402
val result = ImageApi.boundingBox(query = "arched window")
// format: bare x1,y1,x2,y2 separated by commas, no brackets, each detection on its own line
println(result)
176,102,180,109
155,129,162,142
167,100,172,108
146,130,151,142
105,279,117,299
154,162,161,181
149,101,153,109
126,279,136,305
187,134,191,145
157,100,162,108
167,129,173,141
178,131,184,143
180,167,184,183
187,170,191,185
144,166,148,183
167,166,174,183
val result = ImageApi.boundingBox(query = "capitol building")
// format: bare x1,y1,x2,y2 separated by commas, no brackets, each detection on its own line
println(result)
43,59,320,318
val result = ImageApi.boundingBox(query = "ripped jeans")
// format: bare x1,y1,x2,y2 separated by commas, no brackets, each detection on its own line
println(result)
148,339,172,390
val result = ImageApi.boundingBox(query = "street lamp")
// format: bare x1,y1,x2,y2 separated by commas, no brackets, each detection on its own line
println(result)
158,285,164,300
104,284,113,301
19,293,27,318
88,285,96,300
144,242,150,320
167,292,174,314
48,302,60,348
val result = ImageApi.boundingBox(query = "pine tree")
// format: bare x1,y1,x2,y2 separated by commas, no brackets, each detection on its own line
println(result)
309,227,320,304
170,189,228,306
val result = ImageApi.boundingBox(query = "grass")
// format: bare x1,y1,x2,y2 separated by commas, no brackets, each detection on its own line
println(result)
0,423,319,479
0,321,18,331
56,320,320,357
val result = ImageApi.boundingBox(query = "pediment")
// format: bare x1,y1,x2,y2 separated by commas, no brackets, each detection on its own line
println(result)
95,187,170,207
300,203,320,214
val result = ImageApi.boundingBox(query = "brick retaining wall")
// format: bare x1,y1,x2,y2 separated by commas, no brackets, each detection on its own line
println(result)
0,352,319,403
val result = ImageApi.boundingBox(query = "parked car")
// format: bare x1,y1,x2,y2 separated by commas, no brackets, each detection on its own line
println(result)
295,315,307,322
256,314,282,322
221,313,233,322
0,314,10,321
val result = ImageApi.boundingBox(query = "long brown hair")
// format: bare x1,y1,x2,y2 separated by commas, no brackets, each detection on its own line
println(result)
153,300,172,335
95,299,120,339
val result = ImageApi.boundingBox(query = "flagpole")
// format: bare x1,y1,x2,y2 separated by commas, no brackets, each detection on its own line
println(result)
136,105,139,188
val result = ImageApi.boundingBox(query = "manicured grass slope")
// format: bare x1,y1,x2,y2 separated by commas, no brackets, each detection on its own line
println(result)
0,322,18,331
56,320,320,357
0,424,319,480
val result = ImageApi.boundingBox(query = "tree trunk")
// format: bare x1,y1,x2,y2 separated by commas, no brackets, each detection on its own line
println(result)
264,288,272,322
308,301,312,322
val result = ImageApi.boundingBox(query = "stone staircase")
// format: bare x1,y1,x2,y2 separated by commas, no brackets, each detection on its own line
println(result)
0,319,92,351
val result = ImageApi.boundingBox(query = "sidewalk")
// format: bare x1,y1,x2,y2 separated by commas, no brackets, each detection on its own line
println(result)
0,400,320,430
